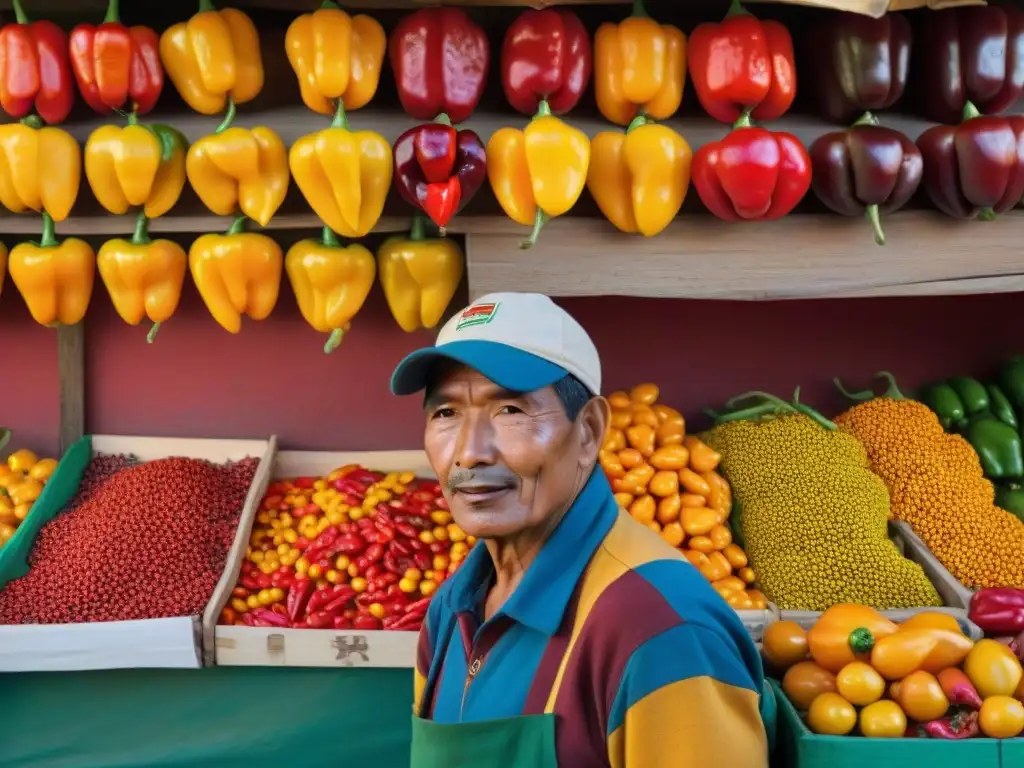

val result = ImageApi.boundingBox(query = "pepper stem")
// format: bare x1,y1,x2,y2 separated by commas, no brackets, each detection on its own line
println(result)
866,204,885,246
626,114,650,133
331,99,349,130
320,0,340,8
726,0,750,18
874,371,907,400
790,387,838,431
853,111,879,127
215,98,236,134
520,209,549,250
226,215,247,236
711,402,783,425
979,207,997,221
20,115,42,130
433,112,452,127
733,108,754,130
127,108,138,126
198,0,216,12
12,0,28,24
409,215,427,242
834,377,876,403
321,226,340,248
324,328,345,354
534,100,552,120
632,0,649,18
104,0,120,24
39,212,57,248
147,323,162,344
132,211,151,245
963,101,982,122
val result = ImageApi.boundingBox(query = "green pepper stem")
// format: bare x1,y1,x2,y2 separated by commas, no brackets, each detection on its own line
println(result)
963,101,982,122
331,98,349,130
132,210,151,245
626,114,650,133
321,226,340,248
0,429,10,453
409,215,427,242
39,212,57,248
725,0,750,18
433,112,452,127
834,377,876,403
874,371,907,400
632,0,649,18
713,402,787,425
534,100,552,120
104,0,120,24
320,0,340,8
147,323,162,344
20,115,42,130
226,215,247,236
215,98,236,133
853,111,879,128
127,108,138,126
725,391,787,410
12,0,28,24
324,328,345,354
520,209,549,250
790,387,838,431
732,109,754,130
979,207,997,221
866,204,885,246
848,627,875,654
198,0,216,12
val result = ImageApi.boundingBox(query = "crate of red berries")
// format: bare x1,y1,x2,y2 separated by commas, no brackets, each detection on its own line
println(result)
210,450,472,668
0,434,275,672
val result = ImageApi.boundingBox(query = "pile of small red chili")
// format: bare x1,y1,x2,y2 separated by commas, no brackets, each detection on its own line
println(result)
0,454,258,624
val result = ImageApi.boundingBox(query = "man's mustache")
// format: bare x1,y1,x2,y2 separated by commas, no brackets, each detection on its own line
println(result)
446,466,518,494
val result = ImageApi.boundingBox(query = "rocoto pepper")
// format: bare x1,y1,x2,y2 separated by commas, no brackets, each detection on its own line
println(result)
85,116,187,218
0,116,80,221
502,9,591,116
487,101,590,248
289,100,392,238
594,0,687,126
807,12,911,125
186,103,289,227
970,588,1024,634
159,0,263,116
285,227,376,354
809,113,922,245
8,213,94,327
69,0,163,115
587,115,692,237
96,211,187,343
393,115,486,233
286,0,385,116
189,216,283,333
692,113,811,221
915,6,1024,125
377,216,464,333
389,7,489,124
0,0,74,125
688,0,796,125
917,102,1024,220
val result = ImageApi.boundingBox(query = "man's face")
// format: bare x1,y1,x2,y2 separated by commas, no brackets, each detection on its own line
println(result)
423,365,604,540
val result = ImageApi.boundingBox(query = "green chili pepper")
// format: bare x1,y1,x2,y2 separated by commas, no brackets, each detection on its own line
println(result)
948,377,989,416
999,357,1024,410
961,414,1024,479
919,383,966,430
994,483,1024,522
986,384,1019,429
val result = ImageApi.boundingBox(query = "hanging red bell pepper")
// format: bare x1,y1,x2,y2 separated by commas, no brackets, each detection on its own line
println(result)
393,115,486,232
68,0,163,115
692,114,811,221
917,102,1024,220
0,0,74,124
915,5,1024,125
688,0,795,125
501,9,591,116
389,8,489,124
969,588,1024,634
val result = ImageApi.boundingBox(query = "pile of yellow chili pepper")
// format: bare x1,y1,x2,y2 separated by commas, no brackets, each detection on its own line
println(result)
765,606,1024,739
0,448,58,547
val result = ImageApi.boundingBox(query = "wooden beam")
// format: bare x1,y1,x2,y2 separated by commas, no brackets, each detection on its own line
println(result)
56,323,85,454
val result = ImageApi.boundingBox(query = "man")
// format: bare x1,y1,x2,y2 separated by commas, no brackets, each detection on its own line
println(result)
391,292,771,768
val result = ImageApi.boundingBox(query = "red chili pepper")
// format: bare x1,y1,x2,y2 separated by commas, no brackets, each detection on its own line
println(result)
688,0,796,124
923,710,980,740
936,668,983,711
333,616,352,629
969,587,1024,634
405,597,433,617
390,539,412,557
383,615,402,630
408,538,427,553
383,552,403,576
353,614,382,630
365,564,383,581
429,541,447,554
305,611,334,629
390,612,424,632
322,586,357,615
501,9,591,116
256,573,273,590
306,588,334,615
294,477,316,489
286,579,316,622
396,522,420,540
252,607,289,628
413,551,433,571
0,0,74,124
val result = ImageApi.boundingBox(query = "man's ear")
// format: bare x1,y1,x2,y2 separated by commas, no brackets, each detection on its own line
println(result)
577,396,611,469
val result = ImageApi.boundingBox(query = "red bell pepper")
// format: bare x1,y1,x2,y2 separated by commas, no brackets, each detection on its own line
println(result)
0,0,74,124
389,8,489,124
69,0,162,115
692,115,811,221
688,0,796,125
501,9,591,116
916,102,1024,220
969,587,1024,634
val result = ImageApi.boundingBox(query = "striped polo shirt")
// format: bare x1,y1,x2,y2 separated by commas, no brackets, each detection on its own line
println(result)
413,469,769,767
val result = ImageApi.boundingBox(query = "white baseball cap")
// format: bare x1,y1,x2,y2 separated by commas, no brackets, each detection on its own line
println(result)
390,292,601,396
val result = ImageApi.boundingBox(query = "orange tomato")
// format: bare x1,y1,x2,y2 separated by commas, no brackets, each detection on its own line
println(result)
618,448,645,469
688,535,715,553
681,505,718,536
625,424,656,456
723,543,748,568
895,671,948,722
655,494,681,525
652,403,684,426
807,692,857,735
649,445,689,470
747,589,768,609
630,382,659,405
655,421,684,445
614,492,634,508
649,470,679,497
679,467,711,496
708,524,732,550
628,495,656,525
682,436,721,473
28,458,57,482
608,391,632,409
660,522,684,547
979,695,1024,738
599,450,625,478
603,428,626,452
630,404,659,428
679,493,706,508
683,550,709,568
783,661,838,710
738,566,756,584
714,575,746,592
763,620,808,670
725,590,753,610
836,661,885,706
858,700,906,738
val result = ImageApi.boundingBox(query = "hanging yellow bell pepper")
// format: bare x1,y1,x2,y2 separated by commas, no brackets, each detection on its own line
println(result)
8,213,95,326
289,101,392,238
85,117,188,219
159,0,263,116
286,226,376,353
487,101,590,249
377,216,464,333
0,116,80,222
587,116,691,237
189,215,283,333
97,212,188,343
285,1,386,116
186,103,289,227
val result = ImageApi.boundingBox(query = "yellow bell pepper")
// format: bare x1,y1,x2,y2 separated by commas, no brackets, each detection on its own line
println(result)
377,217,464,333
186,103,289,227
189,216,283,334
587,116,692,237
97,212,188,343
8,213,95,327
159,0,263,116
0,241,7,299
0,116,80,222
486,101,590,249
85,117,188,219
285,1,386,116
594,0,687,127
286,227,376,353
289,101,392,238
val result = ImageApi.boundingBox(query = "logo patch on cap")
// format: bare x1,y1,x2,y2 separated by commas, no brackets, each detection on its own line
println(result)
455,302,500,331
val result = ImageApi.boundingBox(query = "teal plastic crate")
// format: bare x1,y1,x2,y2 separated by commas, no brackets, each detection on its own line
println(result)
771,679,1002,768
1003,737,1024,766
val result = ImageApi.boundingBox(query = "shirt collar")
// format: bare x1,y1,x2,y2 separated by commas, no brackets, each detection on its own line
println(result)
444,467,619,635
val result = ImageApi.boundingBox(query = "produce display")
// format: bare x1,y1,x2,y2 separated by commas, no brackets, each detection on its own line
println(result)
222,465,474,631
0,443,58,548
767,605,1024,739
599,383,767,611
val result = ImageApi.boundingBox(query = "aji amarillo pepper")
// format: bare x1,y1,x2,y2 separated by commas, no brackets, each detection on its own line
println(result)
85,115,187,218
870,626,974,680
97,211,187,343
159,0,263,116
806,603,898,672
8,213,94,327
189,215,282,334
587,115,691,237
286,0,386,116
594,0,687,127
286,227,376,354
487,101,589,249
0,116,80,222
186,102,289,227
289,100,391,239
377,216,463,333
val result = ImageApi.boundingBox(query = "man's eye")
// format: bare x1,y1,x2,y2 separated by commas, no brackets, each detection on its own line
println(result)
498,405,524,415
431,407,456,420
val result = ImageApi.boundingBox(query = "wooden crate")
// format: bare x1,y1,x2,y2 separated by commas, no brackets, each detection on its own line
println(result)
0,435,275,672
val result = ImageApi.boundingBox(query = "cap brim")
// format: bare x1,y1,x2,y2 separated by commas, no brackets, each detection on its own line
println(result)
390,340,568,396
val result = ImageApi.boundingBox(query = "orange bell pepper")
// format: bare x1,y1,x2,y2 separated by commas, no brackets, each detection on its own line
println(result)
806,604,898,672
